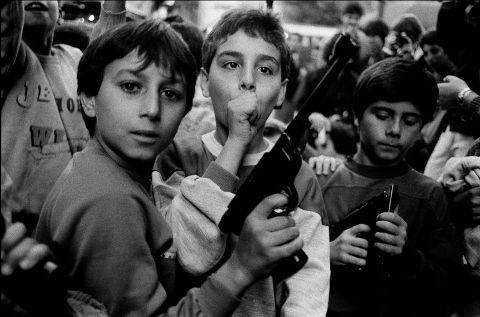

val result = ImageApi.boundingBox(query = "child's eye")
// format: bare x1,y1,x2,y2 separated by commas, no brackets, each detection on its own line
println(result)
375,111,390,120
403,116,420,126
223,62,239,69
161,89,180,101
258,66,273,75
120,82,141,94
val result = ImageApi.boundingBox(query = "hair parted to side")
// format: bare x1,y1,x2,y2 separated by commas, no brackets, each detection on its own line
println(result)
202,8,291,80
353,57,438,123
77,19,197,113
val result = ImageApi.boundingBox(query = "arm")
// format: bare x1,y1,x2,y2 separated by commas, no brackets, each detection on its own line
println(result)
152,144,238,275
280,209,330,317
89,0,126,42
214,91,262,175
438,75,480,121
387,188,462,291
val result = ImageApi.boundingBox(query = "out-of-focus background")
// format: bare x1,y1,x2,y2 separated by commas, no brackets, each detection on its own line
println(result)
57,0,441,73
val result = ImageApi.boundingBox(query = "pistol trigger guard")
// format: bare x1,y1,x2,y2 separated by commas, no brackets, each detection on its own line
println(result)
284,183,299,213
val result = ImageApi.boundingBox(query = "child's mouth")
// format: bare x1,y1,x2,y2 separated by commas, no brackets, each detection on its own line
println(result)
24,2,49,11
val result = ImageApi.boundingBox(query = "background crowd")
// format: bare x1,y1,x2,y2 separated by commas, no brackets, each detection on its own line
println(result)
1,1,479,317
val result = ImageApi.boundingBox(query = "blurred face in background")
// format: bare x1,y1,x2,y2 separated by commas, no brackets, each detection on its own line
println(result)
341,13,361,32
23,1,59,38
421,43,456,76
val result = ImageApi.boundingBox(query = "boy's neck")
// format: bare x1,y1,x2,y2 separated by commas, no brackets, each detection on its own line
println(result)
93,136,153,181
23,33,53,56
353,148,404,168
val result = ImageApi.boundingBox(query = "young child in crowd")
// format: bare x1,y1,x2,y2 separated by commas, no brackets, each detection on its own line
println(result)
35,18,304,317
153,8,330,316
1,1,90,228
315,58,462,316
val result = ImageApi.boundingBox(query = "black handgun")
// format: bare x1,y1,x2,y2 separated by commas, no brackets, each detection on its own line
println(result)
330,184,400,274
218,33,358,281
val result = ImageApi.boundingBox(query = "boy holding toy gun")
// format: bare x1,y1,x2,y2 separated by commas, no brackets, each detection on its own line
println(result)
153,8,331,316
315,58,462,317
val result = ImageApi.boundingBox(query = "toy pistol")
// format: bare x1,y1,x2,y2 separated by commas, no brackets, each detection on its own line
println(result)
330,184,400,273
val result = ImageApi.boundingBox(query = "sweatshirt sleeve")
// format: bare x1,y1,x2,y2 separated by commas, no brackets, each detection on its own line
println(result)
387,185,463,309
280,208,330,317
39,192,173,317
153,172,234,275
89,3,126,41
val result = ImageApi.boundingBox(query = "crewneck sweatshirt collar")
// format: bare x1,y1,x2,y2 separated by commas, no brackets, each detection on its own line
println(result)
201,131,274,166
344,157,412,179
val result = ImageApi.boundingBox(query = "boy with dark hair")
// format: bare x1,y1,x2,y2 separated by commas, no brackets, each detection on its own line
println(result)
35,18,304,317
153,8,330,316
316,57,462,316
341,2,364,32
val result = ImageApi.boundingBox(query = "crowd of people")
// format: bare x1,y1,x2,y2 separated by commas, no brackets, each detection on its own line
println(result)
1,1,479,317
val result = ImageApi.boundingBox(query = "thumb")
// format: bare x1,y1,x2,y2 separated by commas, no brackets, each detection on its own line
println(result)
252,193,289,220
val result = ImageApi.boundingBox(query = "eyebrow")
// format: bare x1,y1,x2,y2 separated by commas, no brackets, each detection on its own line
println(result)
113,68,184,85
216,50,280,66
372,106,421,118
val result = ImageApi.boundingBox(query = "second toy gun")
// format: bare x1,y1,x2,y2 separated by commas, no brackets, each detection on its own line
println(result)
330,184,400,276
218,33,358,281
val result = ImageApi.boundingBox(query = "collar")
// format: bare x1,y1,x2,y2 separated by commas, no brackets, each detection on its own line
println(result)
201,131,274,166
344,157,412,179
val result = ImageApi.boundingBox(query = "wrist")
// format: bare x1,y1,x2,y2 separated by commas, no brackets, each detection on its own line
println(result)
215,138,248,175
215,255,255,298
457,87,473,109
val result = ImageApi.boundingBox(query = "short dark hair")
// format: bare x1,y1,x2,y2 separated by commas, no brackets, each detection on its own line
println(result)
419,28,440,49
78,19,197,111
360,18,390,44
167,19,204,73
202,8,291,80
343,2,364,17
353,57,438,123
392,14,425,44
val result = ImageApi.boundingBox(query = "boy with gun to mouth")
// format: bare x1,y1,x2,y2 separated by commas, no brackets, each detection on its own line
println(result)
153,8,358,316
315,58,463,317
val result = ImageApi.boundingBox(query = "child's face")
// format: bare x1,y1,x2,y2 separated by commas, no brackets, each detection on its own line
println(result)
422,44,451,72
23,1,58,33
82,51,187,165
356,100,422,166
201,30,287,134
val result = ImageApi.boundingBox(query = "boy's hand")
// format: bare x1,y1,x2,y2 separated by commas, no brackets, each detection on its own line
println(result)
374,212,407,256
438,75,469,110
228,193,303,286
308,155,341,175
330,224,370,267
451,187,480,224
226,91,260,149
1,222,51,276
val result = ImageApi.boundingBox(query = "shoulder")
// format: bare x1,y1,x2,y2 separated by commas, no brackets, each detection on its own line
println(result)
52,44,83,65
400,168,446,200
155,135,208,179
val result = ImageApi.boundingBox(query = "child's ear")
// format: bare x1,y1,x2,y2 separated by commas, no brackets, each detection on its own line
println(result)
275,78,289,108
354,117,359,128
200,68,210,98
79,93,96,118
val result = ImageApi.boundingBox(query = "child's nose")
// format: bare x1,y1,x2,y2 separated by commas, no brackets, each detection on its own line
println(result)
387,118,401,136
140,92,161,119
239,69,256,92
